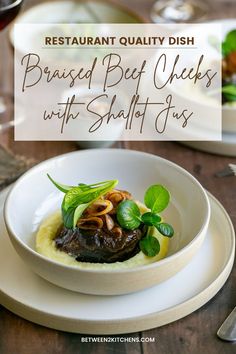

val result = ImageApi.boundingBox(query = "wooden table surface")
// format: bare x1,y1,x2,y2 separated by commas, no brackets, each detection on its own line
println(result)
0,0,236,353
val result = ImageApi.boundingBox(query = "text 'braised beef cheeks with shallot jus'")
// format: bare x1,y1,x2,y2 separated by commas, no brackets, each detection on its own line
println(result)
46,175,175,264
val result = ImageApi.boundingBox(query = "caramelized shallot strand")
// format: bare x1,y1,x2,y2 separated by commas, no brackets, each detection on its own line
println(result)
105,191,125,214
86,200,113,216
106,190,123,201
104,214,115,231
77,217,103,229
120,190,132,200
111,193,124,203
106,190,132,206
107,190,123,197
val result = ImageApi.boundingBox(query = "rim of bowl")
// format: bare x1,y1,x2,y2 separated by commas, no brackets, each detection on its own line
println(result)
4,148,210,274
222,104,236,111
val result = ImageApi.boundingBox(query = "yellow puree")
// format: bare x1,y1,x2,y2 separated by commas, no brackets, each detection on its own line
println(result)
36,204,169,270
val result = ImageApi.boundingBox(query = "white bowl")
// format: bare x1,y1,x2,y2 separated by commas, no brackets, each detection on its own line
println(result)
222,105,236,133
4,149,210,295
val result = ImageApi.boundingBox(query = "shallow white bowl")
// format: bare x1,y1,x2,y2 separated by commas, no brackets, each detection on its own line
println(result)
4,149,210,295
223,104,236,133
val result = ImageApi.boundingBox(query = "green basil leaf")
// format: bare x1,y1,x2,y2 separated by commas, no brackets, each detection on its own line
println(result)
63,180,118,211
62,207,75,229
73,203,90,228
78,181,113,191
141,212,161,226
117,200,141,230
156,223,174,237
47,174,72,193
139,235,160,257
53,179,117,229
78,183,89,191
63,186,85,211
144,184,170,213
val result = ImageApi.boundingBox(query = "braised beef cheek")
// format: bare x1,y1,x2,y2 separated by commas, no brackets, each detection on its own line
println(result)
55,226,145,263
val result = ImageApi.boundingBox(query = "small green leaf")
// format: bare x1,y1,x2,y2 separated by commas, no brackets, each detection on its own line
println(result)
144,184,170,213
63,180,118,211
62,207,75,229
117,200,141,230
62,180,118,228
63,186,84,211
78,181,114,191
73,203,90,228
222,30,236,56
49,177,118,229
47,174,72,193
78,183,89,191
141,212,161,226
222,85,236,102
139,235,160,257
156,223,174,237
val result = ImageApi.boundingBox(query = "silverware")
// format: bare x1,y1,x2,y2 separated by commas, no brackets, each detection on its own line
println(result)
215,164,236,177
217,307,236,341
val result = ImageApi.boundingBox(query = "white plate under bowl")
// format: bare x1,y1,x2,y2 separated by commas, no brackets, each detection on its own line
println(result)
181,131,236,157
4,149,210,295
0,186,234,334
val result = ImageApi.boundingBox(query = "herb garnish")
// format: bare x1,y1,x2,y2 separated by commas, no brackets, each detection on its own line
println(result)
209,30,236,104
222,85,236,102
140,235,160,257
222,29,236,57
222,30,236,103
48,176,174,258
117,184,174,257
47,174,118,228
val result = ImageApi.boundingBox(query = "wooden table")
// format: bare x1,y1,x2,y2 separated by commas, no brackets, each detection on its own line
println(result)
0,1,236,353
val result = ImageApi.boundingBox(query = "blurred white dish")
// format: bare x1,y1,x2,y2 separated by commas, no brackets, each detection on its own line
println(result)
4,149,210,295
182,131,236,157
153,20,236,135
220,19,236,133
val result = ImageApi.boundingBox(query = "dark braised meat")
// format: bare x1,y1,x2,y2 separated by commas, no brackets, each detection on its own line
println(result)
55,224,145,263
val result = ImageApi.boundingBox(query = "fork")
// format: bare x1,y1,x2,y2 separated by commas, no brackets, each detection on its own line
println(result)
215,164,236,177
217,307,236,341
